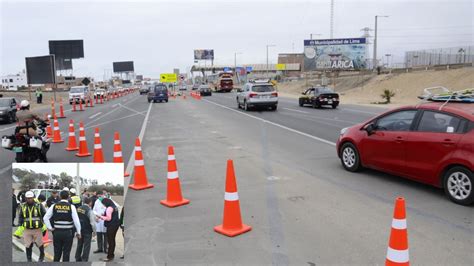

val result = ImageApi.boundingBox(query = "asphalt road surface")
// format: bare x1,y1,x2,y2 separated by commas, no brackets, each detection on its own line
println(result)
1,91,472,265
124,92,473,265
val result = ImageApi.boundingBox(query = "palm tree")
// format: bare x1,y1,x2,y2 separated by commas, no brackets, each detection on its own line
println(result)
381,89,396,103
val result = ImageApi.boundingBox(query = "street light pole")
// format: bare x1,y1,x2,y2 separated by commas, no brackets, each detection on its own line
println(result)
234,52,242,84
310,33,322,40
266,44,275,78
373,15,389,70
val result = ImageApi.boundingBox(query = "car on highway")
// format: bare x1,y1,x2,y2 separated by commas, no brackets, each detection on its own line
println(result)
299,87,339,109
148,83,169,103
199,85,212,96
94,88,107,99
179,85,187,91
236,80,278,111
337,101,474,205
192,84,200,91
68,85,89,104
0,97,18,124
139,85,150,95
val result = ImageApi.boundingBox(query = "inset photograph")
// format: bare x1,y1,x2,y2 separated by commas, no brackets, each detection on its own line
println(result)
12,163,124,263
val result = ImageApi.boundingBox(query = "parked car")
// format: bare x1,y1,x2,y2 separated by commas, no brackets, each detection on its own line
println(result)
337,101,474,205
0,97,18,124
69,86,89,104
148,83,169,103
236,80,278,111
199,85,212,96
299,87,339,109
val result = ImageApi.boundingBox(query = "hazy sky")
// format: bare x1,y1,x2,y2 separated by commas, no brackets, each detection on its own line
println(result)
1,0,472,79
12,163,124,185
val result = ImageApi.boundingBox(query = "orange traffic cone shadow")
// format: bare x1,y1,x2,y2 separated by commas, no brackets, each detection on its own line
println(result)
113,132,129,177
214,160,251,237
76,121,91,157
42,231,52,247
129,138,154,190
160,146,190,207
386,197,409,266
93,128,105,163
65,120,78,151
51,116,64,143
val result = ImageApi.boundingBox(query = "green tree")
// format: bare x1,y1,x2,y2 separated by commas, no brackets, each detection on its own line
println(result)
57,172,73,188
20,174,37,191
380,89,396,104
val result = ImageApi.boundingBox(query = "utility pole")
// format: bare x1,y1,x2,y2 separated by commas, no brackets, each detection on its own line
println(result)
266,44,276,78
330,0,335,38
373,15,389,70
310,33,322,40
234,52,242,84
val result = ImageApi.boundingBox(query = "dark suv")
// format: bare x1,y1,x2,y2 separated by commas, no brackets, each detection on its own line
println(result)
0,97,18,124
147,84,169,103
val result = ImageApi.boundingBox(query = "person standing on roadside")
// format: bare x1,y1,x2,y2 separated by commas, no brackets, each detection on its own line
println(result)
36,88,43,104
98,198,120,262
18,191,47,262
93,191,107,254
12,188,19,226
75,197,96,262
43,190,82,262
119,207,124,259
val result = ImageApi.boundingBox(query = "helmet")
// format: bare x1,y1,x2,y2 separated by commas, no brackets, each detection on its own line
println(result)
20,100,30,108
25,191,34,198
70,188,77,194
62,187,70,192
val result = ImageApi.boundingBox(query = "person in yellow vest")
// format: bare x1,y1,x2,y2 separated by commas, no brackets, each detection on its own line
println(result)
18,191,47,262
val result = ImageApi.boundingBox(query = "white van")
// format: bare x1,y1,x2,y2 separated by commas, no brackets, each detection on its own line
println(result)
69,86,89,104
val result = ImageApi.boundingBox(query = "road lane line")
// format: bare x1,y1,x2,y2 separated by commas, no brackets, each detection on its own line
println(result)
88,112,102,119
118,103,146,116
124,102,153,198
341,107,381,115
282,107,309,114
84,111,146,130
203,99,336,146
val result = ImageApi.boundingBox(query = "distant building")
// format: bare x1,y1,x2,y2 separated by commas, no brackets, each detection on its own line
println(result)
1,71,27,91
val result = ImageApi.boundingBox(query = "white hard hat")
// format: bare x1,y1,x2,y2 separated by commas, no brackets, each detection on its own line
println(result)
25,191,34,198
62,187,70,192
20,100,30,108
70,188,76,194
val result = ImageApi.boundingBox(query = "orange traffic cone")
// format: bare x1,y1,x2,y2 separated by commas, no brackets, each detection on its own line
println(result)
58,100,66,118
214,160,251,237
75,121,91,157
51,115,64,143
386,197,409,266
128,138,154,190
46,123,53,138
90,96,94,107
65,119,78,151
51,101,56,119
95,95,99,105
112,132,129,177
42,231,52,247
160,146,190,207
72,100,77,112
93,128,104,163
79,100,84,111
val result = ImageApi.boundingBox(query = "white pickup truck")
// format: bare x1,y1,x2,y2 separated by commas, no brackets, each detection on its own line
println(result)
69,86,89,104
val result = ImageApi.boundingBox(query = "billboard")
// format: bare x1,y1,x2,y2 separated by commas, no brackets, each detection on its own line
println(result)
194,49,214,60
304,38,367,70
113,61,134,72
49,40,84,59
160,73,177,83
25,55,56,84
55,57,73,70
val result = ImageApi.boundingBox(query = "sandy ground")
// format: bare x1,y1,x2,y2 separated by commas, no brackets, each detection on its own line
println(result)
276,67,474,107
1,91,70,111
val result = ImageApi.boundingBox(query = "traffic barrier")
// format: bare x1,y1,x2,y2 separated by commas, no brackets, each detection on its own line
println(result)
386,197,410,266
51,115,64,143
160,146,190,207
128,137,154,190
58,100,66,118
214,159,251,237
92,128,105,163
75,121,91,157
112,132,129,177
65,119,79,151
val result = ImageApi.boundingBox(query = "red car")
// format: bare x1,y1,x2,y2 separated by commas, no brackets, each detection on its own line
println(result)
337,102,474,205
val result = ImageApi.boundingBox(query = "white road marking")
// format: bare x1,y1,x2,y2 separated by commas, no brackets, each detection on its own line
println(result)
88,112,102,119
282,108,309,114
84,111,147,130
118,103,146,116
124,102,153,198
341,107,381,115
112,104,118,108
203,99,336,146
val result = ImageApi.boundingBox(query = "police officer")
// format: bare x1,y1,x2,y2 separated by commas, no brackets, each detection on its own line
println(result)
46,190,60,208
18,191,47,262
43,190,82,262
75,197,96,262
69,188,81,208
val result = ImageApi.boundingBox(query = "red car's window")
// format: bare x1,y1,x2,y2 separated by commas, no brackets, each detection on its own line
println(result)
417,111,463,133
376,110,417,131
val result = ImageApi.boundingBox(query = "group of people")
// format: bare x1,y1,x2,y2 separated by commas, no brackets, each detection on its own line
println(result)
12,187,124,262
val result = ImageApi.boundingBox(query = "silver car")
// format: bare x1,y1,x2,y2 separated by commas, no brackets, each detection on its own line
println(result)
236,81,278,111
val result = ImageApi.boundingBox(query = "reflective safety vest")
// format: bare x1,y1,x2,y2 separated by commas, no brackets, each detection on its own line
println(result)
21,203,43,229
71,195,81,208
52,201,74,230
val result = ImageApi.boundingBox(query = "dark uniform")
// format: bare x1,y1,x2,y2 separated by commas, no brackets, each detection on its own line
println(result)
44,200,81,262
18,202,46,261
75,204,94,261
102,199,120,261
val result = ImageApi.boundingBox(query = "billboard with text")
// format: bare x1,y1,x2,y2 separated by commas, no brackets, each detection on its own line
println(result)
194,49,214,60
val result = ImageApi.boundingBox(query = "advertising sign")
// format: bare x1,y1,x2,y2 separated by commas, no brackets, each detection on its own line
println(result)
160,73,177,83
25,55,56,84
276,64,286,70
304,38,367,70
194,49,214,60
